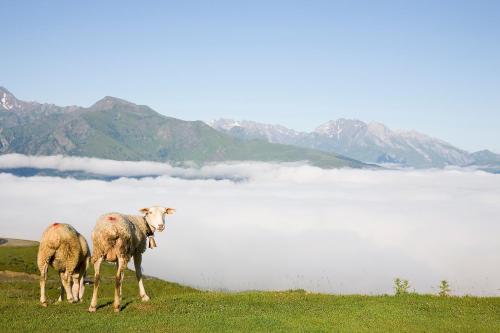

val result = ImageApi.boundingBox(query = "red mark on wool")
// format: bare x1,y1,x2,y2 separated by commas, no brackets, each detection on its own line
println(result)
107,216,117,222
52,222,60,227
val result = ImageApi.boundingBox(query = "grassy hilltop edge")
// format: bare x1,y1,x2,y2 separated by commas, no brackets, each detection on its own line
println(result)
0,239,499,332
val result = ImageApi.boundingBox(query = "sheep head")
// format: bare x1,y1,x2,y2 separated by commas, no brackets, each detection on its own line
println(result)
140,206,175,232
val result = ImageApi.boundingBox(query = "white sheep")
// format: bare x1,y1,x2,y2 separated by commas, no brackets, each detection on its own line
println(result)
88,206,175,312
37,222,90,306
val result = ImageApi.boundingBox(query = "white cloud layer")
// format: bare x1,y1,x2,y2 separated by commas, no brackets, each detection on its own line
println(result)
1,155,499,296
0,153,309,181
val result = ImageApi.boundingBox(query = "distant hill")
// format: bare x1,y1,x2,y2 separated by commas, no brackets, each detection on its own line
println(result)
468,150,500,173
0,87,367,169
209,118,500,170
470,149,500,165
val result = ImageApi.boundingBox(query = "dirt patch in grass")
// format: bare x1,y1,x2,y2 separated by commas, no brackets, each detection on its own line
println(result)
0,270,39,282
0,238,39,247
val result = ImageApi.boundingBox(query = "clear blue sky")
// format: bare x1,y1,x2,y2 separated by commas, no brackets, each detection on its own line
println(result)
1,0,499,152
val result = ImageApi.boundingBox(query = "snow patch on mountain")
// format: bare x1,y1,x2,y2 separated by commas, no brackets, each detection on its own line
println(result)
209,118,302,143
1,92,16,110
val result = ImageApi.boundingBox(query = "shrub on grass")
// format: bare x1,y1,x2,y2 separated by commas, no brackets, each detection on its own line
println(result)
438,280,451,297
394,278,411,295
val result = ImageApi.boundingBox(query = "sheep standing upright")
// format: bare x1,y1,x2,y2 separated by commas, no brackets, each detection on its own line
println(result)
37,223,90,306
88,206,175,313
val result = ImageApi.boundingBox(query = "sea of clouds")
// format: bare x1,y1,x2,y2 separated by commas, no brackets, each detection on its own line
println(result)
1,154,499,296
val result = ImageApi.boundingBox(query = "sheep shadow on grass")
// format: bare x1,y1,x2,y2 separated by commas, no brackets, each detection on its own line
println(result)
95,300,134,311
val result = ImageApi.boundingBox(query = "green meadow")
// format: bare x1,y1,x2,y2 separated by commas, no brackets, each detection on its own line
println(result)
0,242,499,332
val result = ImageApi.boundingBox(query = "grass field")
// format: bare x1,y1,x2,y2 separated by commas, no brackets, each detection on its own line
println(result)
0,242,499,332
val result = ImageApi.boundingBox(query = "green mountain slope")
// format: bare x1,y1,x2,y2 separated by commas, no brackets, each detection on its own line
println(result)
0,89,367,168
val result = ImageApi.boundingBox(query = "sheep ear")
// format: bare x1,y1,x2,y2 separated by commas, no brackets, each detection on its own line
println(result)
139,208,149,214
165,208,176,215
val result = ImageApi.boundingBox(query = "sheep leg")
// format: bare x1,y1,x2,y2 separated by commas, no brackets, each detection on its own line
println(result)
57,281,64,302
60,271,74,303
88,257,103,312
71,273,80,302
79,256,89,301
133,254,150,301
78,273,85,301
39,262,49,307
113,256,126,312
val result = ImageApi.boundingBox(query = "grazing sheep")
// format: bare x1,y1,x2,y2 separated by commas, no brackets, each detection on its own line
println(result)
37,223,90,306
88,206,175,313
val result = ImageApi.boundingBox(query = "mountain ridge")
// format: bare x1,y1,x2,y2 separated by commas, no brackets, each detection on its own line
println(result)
0,88,368,169
208,118,499,169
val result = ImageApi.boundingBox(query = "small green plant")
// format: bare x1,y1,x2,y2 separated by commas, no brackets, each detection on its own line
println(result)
438,280,451,297
394,278,411,295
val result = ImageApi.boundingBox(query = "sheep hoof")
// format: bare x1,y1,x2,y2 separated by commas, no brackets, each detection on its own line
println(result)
114,307,121,313
141,295,150,302
88,306,96,313
67,299,74,304
41,302,48,307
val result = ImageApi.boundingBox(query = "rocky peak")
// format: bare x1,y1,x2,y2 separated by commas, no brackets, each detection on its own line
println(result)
314,119,366,137
208,118,243,131
90,96,138,111
0,87,21,110
367,122,393,139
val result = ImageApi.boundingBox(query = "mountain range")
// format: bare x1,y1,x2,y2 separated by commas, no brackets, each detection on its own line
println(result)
0,87,365,169
208,119,500,170
2,86,498,172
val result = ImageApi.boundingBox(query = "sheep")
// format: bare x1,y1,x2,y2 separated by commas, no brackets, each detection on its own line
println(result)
37,222,90,306
88,206,175,313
